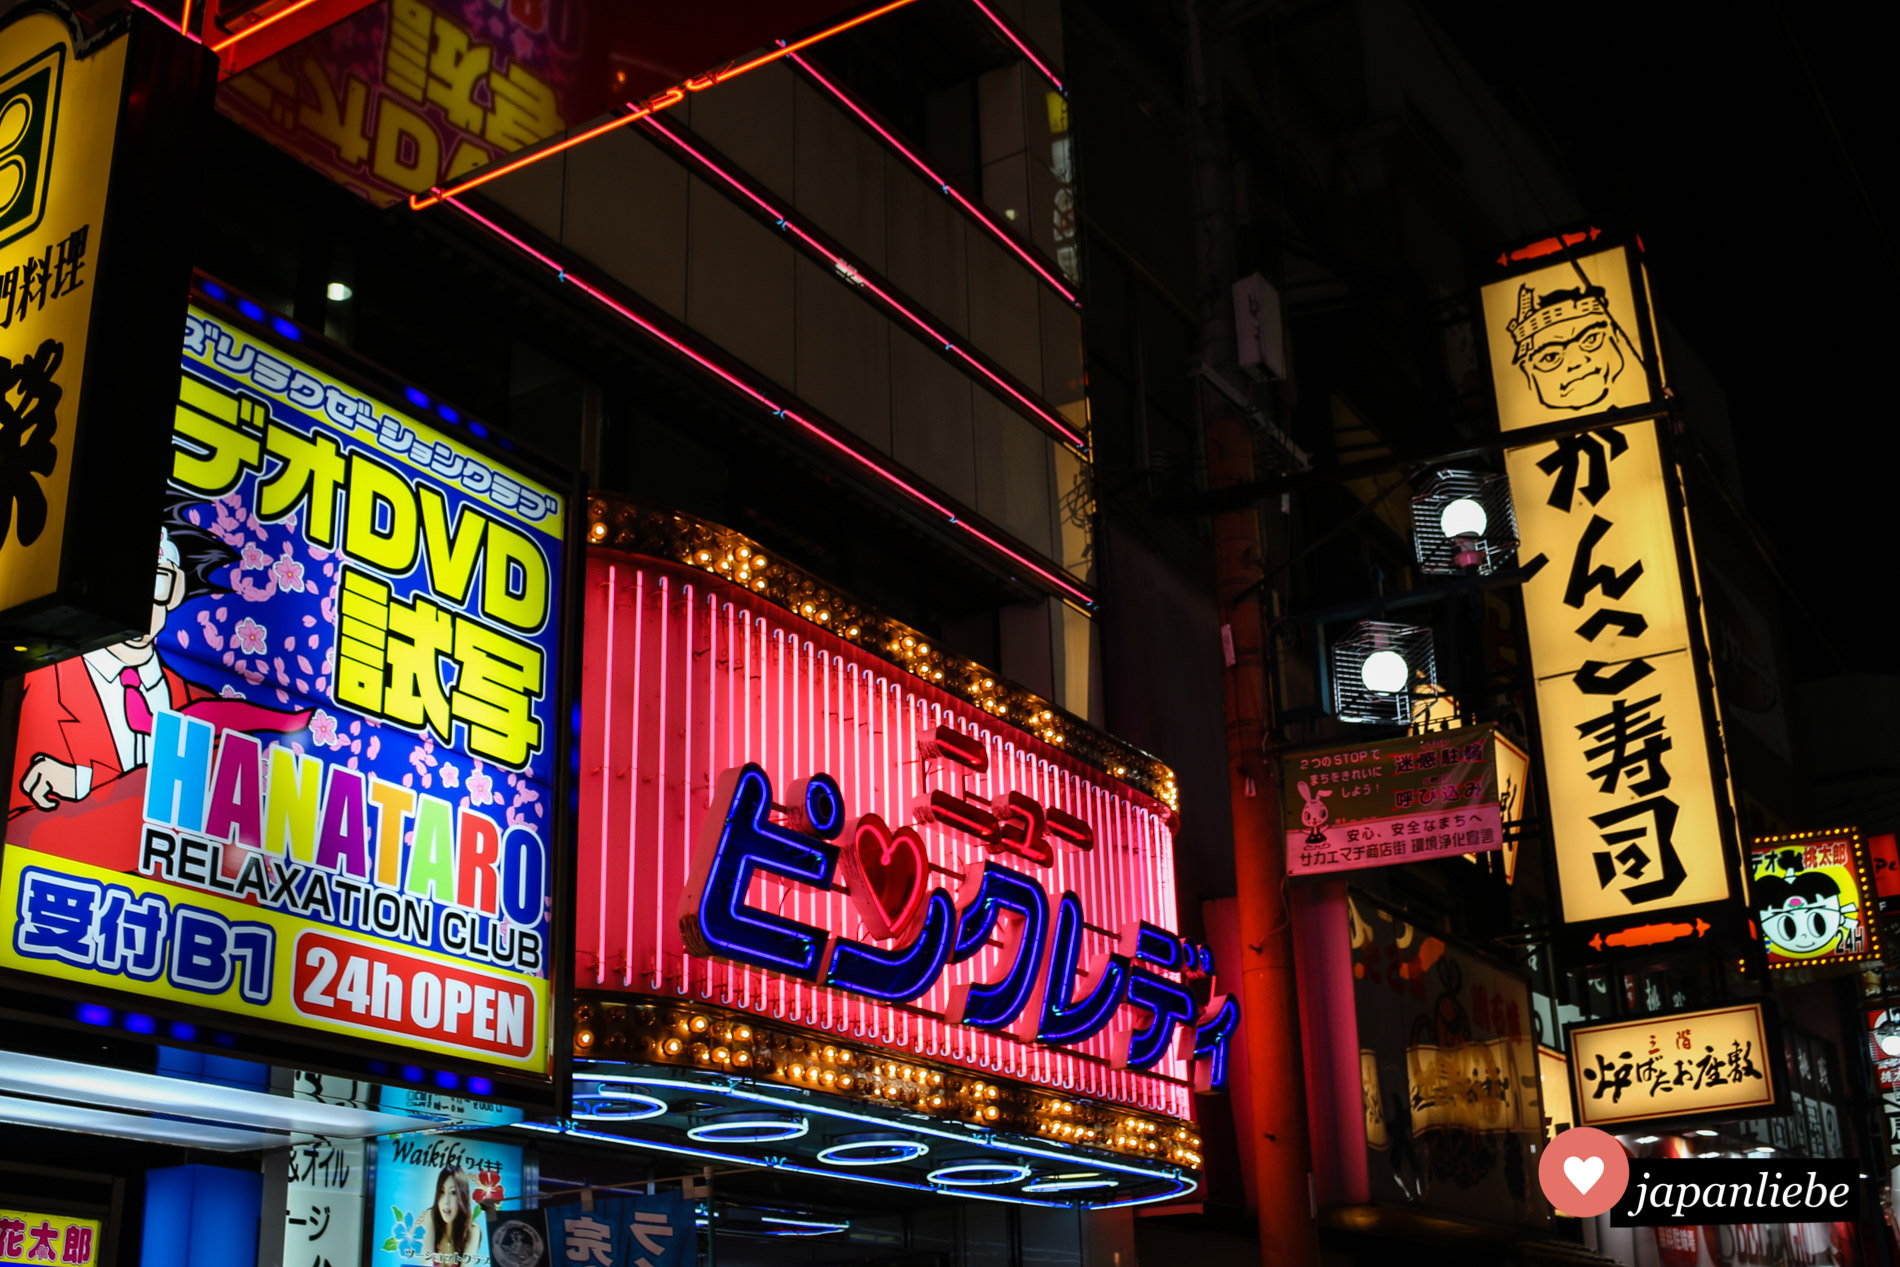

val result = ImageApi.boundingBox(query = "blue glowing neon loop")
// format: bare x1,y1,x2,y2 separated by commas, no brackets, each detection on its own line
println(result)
816,1137,931,1166
1192,996,1241,1091
553,1069,1201,1210
1129,922,1184,971
928,1163,1031,1187
1122,971,1198,1071
686,1114,810,1143
1036,892,1129,1046
574,1089,669,1121
682,765,839,979
947,865,1050,1029
826,889,956,1002
1022,1176,1117,1193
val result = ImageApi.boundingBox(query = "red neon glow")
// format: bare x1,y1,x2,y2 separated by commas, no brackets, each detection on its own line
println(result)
438,194,1096,607
209,0,327,51
784,50,1078,306
409,0,924,212
639,117,1087,451
579,553,1187,1114
964,0,1065,92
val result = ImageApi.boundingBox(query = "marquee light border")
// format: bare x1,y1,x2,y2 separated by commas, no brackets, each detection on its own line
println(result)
582,496,1174,806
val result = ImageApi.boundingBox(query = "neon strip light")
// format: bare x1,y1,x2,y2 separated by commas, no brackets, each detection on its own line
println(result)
1022,1176,1115,1193
409,0,925,210
442,196,1095,607
783,50,1078,306
757,1217,849,1235
964,0,1065,91
209,0,327,52
640,116,1087,451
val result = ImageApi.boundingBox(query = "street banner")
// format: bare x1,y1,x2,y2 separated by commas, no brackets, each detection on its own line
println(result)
1282,726,1506,878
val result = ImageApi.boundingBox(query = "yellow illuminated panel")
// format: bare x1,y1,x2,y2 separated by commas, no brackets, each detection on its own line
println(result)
1568,1004,1776,1129
1506,420,1733,930
1481,245,1657,435
0,14,127,614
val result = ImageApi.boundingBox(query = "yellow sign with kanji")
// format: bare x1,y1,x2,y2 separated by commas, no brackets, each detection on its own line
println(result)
1504,419,1738,941
2,299,569,1084
0,1208,101,1265
1568,1003,1779,1129
0,12,125,618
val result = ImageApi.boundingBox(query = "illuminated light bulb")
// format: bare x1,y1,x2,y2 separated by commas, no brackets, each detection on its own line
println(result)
823,1071,836,1085
713,1047,730,1063
918,644,930,655
847,626,860,637
326,282,353,302
838,1050,853,1064
575,1029,595,1049
663,1038,683,1056
754,558,766,568
803,603,815,615
733,1050,752,1067
986,1106,999,1120
690,1015,710,1033
790,1064,804,1079
1439,497,1488,540
824,1046,837,1062
754,579,766,589
930,1072,942,1086
1359,649,1409,694
930,1095,944,1108
839,1075,853,1089
719,558,731,570
735,1026,752,1041
819,611,830,622
589,523,607,541
903,637,915,648
697,551,711,563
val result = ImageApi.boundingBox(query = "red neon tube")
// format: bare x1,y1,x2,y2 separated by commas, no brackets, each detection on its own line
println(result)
438,193,1095,607
208,0,325,51
964,0,1065,92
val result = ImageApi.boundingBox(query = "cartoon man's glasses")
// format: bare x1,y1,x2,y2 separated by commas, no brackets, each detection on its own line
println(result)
154,566,178,603
1528,322,1609,372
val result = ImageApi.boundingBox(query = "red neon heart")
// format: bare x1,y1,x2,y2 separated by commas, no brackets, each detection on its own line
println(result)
846,814,928,941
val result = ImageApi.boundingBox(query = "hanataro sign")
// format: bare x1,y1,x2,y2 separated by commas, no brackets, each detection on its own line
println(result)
2,296,574,1089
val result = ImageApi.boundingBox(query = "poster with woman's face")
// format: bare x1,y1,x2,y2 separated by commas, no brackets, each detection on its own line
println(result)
373,1136,521,1267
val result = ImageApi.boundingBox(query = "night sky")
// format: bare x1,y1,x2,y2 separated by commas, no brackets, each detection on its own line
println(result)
1422,3,1884,677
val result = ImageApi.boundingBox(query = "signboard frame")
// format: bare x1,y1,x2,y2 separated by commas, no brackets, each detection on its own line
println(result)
0,278,585,1112
1750,826,1882,972
1564,1000,1786,1134
0,5,213,663
1480,227,1751,966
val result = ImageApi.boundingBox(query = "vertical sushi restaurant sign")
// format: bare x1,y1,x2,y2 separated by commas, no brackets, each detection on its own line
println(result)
1483,230,1744,962
2,298,570,1083
1281,726,1508,877
0,8,209,651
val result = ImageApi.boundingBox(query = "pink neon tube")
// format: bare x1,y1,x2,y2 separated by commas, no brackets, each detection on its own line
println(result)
783,50,1077,306
439,194,1094,607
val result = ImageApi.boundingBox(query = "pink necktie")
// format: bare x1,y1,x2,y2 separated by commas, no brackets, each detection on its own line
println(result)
120,667,154,734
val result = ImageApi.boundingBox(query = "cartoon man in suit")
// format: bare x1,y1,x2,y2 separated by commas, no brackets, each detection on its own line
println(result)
10,512,308,862
12,529,211,813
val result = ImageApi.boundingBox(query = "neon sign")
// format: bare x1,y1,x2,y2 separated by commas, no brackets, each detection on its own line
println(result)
579,551,1227,1115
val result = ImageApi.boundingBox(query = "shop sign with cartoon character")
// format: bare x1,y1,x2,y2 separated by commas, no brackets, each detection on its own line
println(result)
1750,828,1880,970
1279,727,1509,878
1,296,571,1079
